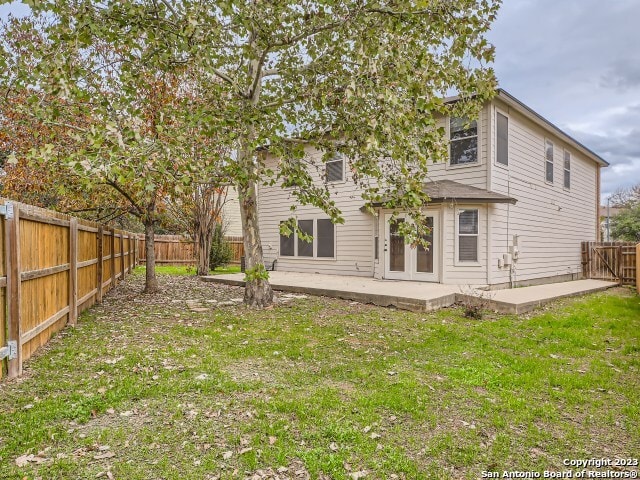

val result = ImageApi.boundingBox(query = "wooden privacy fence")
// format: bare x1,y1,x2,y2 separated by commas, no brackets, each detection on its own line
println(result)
0,199,138,380
581,241,638,286
138,234,244,265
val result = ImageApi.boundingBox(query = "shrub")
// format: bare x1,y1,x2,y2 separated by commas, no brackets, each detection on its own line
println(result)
458,286,494,320
209,223,233,270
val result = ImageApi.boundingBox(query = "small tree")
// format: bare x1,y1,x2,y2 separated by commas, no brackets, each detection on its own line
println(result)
168,183,230,275
609,184,640,241
0,16,213,293
611,206,640,242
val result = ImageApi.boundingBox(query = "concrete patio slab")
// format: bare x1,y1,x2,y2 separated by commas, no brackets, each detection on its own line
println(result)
203,271,459,311
478,279,618,314
202,272,618,314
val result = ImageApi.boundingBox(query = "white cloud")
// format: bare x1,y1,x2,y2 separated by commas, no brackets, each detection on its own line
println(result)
487,0,640,200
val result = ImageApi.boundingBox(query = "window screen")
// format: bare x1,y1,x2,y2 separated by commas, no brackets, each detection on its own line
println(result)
279,222,294,256
458,210,478,262
564,150,571,189
545,140,554,183
450,117,478,165
297,220,314,257
317,219,335,258
497,112,508,166
326,155,344,182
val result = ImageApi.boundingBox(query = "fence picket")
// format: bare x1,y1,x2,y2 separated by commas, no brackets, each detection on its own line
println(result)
137,234,244,266
0,199,138,380
581,241,638,286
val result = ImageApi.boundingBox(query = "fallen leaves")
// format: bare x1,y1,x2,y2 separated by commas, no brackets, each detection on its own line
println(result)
15,453,49,467
93,451,115,460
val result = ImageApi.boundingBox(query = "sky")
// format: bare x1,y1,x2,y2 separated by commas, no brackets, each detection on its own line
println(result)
486,0,640,200
1,1,638,201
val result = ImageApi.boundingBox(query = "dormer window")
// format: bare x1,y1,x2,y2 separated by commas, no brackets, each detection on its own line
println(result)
450,117,478,165
326,154,344,183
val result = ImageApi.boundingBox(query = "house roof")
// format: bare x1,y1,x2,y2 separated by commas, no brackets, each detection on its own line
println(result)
367,180,517,208
443,89,609,167
494,90,608,167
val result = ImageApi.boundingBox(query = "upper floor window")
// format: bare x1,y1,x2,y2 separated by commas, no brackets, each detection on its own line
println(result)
450,117,478,165
326,154,344,183
496,112,508,166
545,140,554,183
563,150,571,189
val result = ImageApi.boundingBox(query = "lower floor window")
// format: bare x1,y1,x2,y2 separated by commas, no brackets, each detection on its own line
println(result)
279,218,335,258
458,209,478,262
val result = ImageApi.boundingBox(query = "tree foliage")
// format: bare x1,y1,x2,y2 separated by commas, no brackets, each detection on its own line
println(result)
0,14,226,293
4,0,501,306
610,184,640,241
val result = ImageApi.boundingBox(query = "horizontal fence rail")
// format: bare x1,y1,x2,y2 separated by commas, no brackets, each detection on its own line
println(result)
0,199,138,380
137,234,244,266
581,241,638,287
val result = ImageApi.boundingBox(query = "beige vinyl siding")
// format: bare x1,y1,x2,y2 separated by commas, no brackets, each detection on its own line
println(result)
488,98,598,284
425,106,490,284
440,204,487,284
222,187,243,237
258,146,374,276
424,105,490,188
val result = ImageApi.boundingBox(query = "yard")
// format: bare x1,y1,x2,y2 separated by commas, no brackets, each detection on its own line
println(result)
0,268,638,479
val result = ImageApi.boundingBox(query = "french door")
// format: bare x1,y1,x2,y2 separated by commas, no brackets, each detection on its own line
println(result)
384,213,439,282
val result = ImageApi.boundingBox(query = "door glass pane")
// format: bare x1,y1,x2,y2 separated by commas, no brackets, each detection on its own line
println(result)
389,219,405,272
416,217,434,273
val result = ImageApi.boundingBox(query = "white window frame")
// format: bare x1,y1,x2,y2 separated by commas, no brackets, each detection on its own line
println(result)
448,116,479,168
278,218,337,260
545,139,554,184
563,149,571,190
455,208,481,265
495,109,509,168
325,154,345,183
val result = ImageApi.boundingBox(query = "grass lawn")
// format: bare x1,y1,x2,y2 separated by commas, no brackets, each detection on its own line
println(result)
0,273,638,479
141,264,242,276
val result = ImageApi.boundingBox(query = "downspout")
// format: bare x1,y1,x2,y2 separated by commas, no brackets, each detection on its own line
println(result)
486,103,493,287
596,165,602,241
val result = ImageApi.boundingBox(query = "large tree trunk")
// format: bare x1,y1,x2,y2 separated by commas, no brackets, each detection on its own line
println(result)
239,178,273,307
143,218,159,293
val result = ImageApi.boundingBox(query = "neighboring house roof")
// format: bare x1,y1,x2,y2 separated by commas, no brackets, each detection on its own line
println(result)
599,206,624,218
367,180,517,208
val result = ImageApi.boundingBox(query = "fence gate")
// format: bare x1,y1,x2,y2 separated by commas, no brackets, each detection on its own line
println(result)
581,241,637,285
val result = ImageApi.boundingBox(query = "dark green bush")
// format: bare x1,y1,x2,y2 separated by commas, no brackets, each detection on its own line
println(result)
209,223,233,270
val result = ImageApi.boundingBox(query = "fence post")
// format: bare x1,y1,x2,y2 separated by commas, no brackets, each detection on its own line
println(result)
120,232,125,279
6,203,22,378
96,226,104,303
68,218,78,326
110,229,116,289
637,243,640,295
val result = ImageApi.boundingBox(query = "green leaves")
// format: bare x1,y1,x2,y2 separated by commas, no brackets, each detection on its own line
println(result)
3,0,501,256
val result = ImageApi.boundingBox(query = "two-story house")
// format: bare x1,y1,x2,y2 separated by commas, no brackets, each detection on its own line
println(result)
257,89,608,288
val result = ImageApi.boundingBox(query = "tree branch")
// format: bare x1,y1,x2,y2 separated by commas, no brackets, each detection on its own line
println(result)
105,178,145,218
